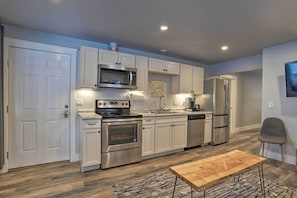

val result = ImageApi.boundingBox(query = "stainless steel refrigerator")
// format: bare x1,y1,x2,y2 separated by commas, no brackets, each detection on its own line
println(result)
201,78,230,145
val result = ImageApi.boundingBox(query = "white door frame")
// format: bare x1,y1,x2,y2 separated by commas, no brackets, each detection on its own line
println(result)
2,38,77,173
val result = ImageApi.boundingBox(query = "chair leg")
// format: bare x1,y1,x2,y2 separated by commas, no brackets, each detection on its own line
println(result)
280,144,285,163
260,142,265,157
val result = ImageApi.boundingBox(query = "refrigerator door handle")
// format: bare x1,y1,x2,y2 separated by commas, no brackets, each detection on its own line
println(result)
214,125,228,129
214,113,229,116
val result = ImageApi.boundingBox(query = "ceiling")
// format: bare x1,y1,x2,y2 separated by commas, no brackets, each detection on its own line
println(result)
1,0,297,64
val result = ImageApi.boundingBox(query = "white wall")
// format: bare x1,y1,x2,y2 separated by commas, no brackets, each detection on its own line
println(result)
262,41,297,164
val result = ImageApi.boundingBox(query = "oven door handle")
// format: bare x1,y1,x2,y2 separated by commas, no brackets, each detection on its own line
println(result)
102,118,142,123
128,71,133,86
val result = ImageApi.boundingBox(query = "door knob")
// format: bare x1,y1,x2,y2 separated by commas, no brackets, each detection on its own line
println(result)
64,110,69,118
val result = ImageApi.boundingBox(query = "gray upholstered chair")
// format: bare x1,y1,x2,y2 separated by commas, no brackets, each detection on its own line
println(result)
258,117,287,162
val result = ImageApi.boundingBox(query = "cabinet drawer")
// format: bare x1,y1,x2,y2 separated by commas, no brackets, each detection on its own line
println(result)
83,120,101,129
205,114,213,120
143,117,155,125
156,116,187,124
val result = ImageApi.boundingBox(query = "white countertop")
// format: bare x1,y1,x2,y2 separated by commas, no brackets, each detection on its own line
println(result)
77,112,102,119
135,110,213,117
77,110,212,118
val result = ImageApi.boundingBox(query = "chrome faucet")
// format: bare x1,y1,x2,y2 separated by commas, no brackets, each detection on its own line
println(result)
159,95,165,110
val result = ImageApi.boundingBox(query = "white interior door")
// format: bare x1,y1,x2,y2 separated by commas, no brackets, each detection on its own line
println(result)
8,47,71,169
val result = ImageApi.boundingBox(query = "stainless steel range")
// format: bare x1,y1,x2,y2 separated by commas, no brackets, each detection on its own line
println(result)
95,99,142,169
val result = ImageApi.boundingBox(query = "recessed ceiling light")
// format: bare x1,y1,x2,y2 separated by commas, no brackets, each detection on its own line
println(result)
51,0,61,3
221,46,229,51
160,25,169,31
160,49,168,53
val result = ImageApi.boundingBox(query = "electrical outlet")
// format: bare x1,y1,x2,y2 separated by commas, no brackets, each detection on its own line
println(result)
76,98,83,106
173,100,177,106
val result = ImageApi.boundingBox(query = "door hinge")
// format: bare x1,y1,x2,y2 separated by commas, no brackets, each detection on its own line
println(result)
6,105,8,113
7,59,9,67
7,152,9,160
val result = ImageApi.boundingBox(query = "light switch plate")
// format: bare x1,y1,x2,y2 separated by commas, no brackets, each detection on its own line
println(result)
268,101,273,108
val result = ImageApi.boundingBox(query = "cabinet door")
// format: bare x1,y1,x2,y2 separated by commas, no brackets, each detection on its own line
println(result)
148,58,166,73
142,124,155,156
118,52,136,68
166,61,180,75
155,123,172,153
98,49,118,65
136,56,148,91
79,46,98,88
180,64,193,93
204,118,212,144
82,128,101,167
192,67,204,94
172,122,187,149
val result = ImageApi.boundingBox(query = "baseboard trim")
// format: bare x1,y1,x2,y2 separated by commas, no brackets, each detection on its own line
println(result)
262,149,295,165
235,123,261,133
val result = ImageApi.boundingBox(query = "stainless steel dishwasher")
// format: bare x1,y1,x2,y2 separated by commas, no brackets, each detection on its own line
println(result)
187,114,205,148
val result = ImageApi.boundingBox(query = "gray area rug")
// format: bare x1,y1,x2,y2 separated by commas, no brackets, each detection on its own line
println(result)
113,170,297,198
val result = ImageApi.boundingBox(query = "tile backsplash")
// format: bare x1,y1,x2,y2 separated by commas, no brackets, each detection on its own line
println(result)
75,74,193,112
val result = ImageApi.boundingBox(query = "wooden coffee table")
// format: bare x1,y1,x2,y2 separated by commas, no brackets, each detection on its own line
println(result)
169,150,267,197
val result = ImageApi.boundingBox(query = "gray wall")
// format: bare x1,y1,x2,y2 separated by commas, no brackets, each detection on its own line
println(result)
205,55,263,131
4,24,204,67
262,40,297,164
235,70,262,128
206,54,262,77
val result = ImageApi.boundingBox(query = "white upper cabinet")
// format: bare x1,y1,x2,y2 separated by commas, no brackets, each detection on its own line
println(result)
98,49,136,68
192,66,204,94
149,58,179,75
166,61,180,75
118,52,136,68
172,64,204,94
179,64,192,93
78,46,98,89
136,55,148,91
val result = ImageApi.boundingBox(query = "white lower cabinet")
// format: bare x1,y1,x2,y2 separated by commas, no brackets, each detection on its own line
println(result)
142,117,155,156
204,113,213,144
79,118,101,172
155,123,172,153
142,115,187,157
155,115,187,154
172,122,188,149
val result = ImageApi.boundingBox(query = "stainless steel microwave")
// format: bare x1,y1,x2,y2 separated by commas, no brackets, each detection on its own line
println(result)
98,64,137,89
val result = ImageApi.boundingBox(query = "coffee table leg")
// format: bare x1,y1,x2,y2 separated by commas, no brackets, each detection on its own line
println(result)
172,176,177,198
203,190,206,198
258,165,265,197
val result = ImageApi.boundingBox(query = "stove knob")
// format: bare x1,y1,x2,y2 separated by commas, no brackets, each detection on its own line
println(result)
125,102,128,106
98,102,102,106
103,102,106,106
122,102,124,106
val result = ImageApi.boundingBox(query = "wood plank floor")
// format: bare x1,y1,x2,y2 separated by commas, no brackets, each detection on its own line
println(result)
0,129,296,197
